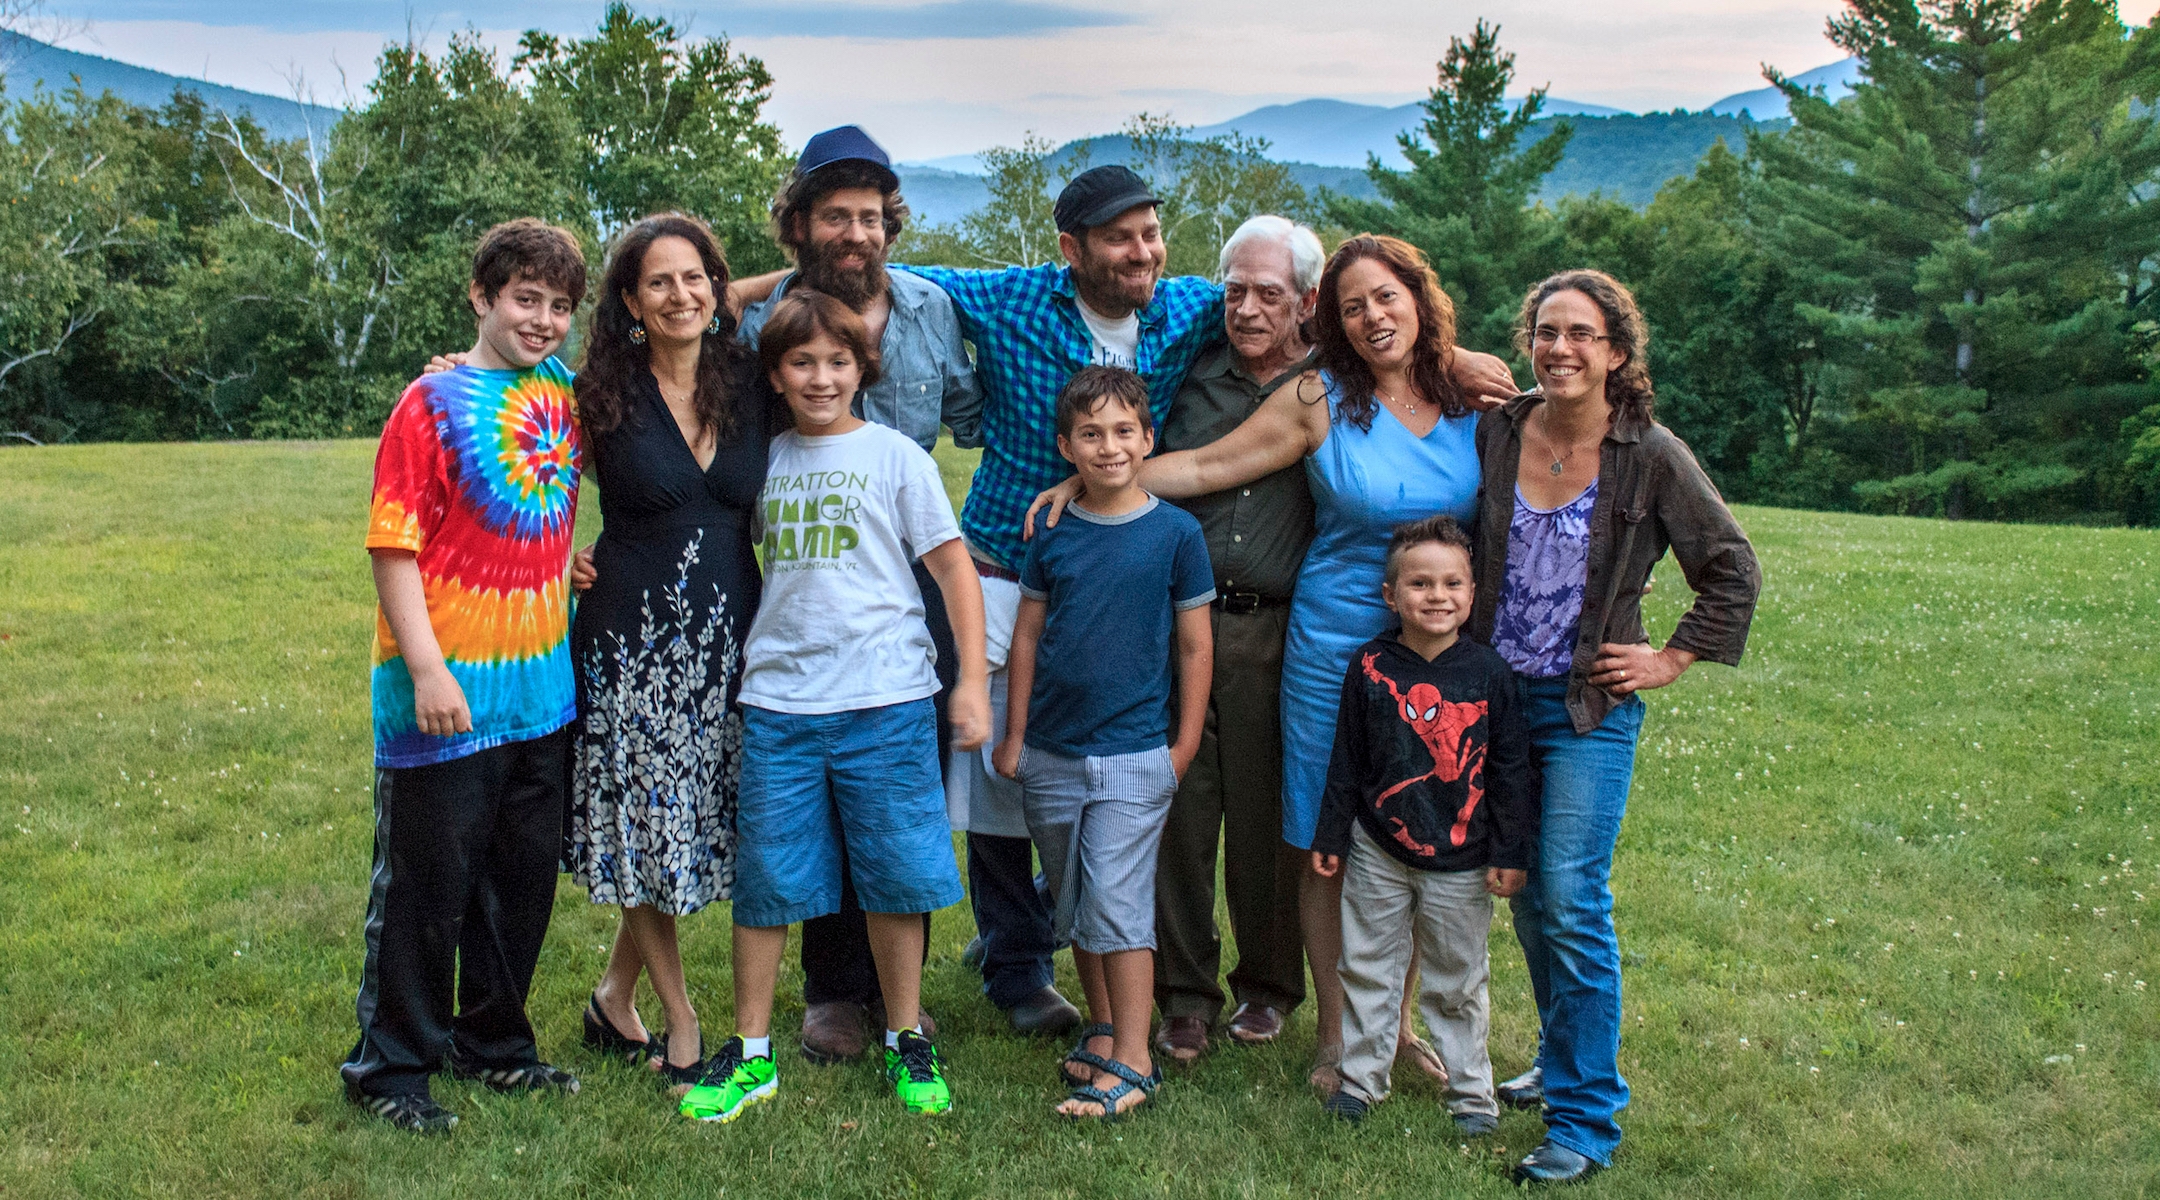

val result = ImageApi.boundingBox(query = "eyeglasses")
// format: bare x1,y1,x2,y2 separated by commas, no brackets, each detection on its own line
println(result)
814,211,886,233
1531,326,1612,348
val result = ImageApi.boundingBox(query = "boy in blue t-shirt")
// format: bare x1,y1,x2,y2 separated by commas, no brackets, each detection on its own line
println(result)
993,365,1215,1120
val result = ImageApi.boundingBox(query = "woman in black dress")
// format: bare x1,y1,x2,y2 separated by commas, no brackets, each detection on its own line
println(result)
569,213,779,1091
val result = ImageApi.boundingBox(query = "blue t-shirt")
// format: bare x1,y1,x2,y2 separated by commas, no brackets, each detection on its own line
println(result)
1018,495,1216,757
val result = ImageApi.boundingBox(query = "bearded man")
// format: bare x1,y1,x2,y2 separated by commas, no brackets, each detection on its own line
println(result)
735,125,983,1064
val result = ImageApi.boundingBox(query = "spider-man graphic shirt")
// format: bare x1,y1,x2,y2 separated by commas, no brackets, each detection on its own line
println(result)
1312,635,1535,872
366,359,582,768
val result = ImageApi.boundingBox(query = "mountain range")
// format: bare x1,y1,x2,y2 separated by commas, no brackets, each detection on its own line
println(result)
893,59,1857,223
0,31,337,140
0,31,1860,225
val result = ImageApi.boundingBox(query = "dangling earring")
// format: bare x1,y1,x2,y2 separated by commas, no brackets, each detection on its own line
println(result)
629,321,647,346
706,313,724,336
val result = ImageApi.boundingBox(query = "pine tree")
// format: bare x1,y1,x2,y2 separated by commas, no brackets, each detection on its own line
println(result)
1326,20,1570,353
1751,0,2160,519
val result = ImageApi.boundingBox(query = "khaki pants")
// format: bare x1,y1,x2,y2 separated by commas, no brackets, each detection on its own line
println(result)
1337,824,1498,1115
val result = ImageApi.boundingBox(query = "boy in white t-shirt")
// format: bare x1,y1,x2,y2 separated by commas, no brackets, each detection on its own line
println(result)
680,290,991,1124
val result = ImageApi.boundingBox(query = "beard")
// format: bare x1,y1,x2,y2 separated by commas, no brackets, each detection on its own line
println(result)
798,237,889,311
1071,247,1160,315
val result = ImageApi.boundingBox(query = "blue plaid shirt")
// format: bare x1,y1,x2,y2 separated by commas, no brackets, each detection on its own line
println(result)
893,262,1224,571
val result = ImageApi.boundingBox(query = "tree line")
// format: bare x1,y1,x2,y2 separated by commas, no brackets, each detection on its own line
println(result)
2,0,2157,524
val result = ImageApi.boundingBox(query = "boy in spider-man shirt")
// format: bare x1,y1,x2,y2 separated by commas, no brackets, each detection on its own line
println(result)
1310,515,1535,1132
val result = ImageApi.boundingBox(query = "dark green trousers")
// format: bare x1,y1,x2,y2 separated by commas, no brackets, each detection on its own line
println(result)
1153,604,1308,1024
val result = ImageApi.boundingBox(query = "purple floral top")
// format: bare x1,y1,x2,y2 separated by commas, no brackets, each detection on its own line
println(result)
1492,480,1598,678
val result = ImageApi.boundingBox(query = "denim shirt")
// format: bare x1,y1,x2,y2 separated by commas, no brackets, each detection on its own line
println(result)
737,267,983,452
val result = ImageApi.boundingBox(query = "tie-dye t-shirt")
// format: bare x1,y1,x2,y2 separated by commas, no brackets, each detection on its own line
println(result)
365,358,582,768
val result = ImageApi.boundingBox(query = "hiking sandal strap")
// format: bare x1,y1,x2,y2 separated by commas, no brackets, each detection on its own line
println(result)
1097,1057,1160,1094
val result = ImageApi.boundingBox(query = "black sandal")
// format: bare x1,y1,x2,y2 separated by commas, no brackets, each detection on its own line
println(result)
582,991,651,1060
1062,1057,1160,1121
649,1029,706,1095
1060,1022,1115,1088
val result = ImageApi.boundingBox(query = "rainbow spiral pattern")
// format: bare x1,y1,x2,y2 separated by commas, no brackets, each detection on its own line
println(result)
367,358,583,768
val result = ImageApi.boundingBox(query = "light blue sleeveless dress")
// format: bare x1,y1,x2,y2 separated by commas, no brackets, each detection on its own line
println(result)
1280,373,1482,848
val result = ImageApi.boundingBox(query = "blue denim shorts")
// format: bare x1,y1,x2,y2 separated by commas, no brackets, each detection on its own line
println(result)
733,698,965,928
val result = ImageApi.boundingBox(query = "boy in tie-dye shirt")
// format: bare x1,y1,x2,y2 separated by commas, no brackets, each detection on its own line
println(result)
341,219,589,1133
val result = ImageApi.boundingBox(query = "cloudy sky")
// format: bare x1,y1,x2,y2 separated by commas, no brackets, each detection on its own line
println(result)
47,1,2160,160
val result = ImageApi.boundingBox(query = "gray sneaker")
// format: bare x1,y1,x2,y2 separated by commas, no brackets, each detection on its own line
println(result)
1453,1111,1499,1137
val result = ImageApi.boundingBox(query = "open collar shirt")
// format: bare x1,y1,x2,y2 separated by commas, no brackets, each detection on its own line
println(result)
893,262,1224,572
737,266,983,453
1158,342,1319,600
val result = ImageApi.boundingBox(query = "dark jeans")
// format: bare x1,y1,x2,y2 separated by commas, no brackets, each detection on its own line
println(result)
799,559,950,1008
967,831,1057,1008
341,727,570,1098
1154,604,1307,1023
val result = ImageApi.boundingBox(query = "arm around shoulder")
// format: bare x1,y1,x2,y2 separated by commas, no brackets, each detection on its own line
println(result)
1138,369,1324,499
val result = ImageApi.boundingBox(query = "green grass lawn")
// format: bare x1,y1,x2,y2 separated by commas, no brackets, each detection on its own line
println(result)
1,439,2156,1198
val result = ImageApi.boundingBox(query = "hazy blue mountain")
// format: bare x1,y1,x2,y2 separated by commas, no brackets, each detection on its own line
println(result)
0,31,339,140
1707,58,1861,119
896,60,1852,223
1186,94,1624,168
896,106,1779,225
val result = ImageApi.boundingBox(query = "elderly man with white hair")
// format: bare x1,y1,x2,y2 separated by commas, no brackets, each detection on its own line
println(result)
1148,215,1331,1062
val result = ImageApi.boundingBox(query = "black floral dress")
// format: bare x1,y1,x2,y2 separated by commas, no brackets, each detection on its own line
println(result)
568,357,777,914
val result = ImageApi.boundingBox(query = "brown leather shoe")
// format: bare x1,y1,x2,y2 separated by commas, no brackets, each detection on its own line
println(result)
1224,1002,1284,1045
799,1001,867,1064
1153,1014,1208,1064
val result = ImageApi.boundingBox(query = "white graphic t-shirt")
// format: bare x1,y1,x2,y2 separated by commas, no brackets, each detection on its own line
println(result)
739,422,963,715
1076,297,1139,369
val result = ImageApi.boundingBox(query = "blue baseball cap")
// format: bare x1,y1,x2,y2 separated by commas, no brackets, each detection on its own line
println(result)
794,125,899,192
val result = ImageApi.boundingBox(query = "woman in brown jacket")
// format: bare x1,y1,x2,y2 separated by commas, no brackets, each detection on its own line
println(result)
1470,270,1760,1184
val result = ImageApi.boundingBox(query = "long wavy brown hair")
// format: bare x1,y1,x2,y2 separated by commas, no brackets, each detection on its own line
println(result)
1311,235,1465,432
575,212,749,443
1513,269,1654,424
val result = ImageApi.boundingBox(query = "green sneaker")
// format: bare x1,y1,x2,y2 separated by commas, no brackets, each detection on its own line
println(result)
884,1029,952,1115
679,1037,777,1123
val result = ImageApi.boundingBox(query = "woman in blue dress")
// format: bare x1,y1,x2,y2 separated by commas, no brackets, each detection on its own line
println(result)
1091,235,1496,1091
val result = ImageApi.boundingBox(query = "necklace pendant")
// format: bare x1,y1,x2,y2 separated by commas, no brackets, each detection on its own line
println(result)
1549,460,1565,477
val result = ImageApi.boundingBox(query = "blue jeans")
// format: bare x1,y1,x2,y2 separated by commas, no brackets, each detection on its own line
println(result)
1508,676,1644,1166
967,832,1057,1008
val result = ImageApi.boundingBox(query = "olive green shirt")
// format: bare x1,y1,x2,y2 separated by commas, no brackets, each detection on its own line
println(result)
1159,343,1319,599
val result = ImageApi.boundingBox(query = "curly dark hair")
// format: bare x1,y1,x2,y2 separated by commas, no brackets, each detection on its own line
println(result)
470,218,587,307
1312,235,1465,432
1514,269,1654,424
575,212,748,443
770,160,909,259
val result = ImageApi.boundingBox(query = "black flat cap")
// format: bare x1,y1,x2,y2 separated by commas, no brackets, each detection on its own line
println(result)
1054,165,1160,235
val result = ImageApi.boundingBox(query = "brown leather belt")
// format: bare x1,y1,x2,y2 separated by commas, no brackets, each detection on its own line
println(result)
974,558,1020,583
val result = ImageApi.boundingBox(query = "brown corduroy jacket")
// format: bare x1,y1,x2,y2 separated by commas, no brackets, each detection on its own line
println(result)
1469,393,1763,734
